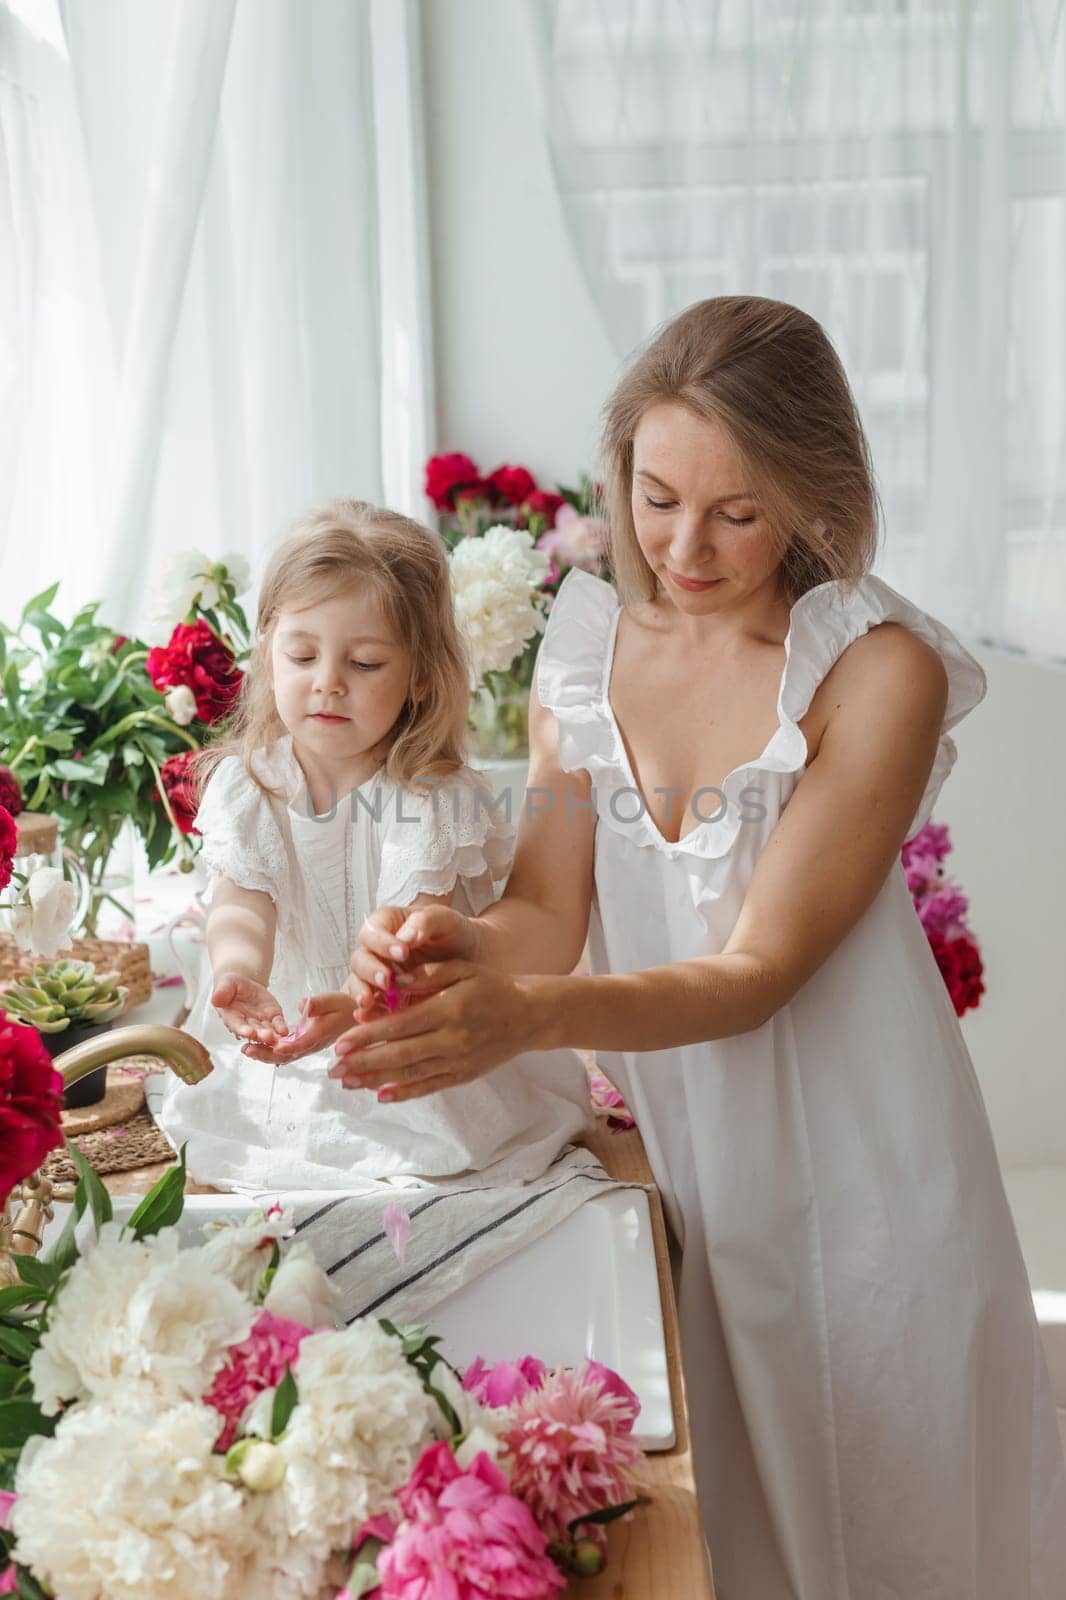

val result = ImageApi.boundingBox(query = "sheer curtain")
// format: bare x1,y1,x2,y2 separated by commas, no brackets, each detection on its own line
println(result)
525,0,1066,662
0,0,432,635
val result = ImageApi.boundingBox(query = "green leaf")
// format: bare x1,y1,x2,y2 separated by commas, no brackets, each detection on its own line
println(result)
37,730,74,751
0,1286,42,1315
52,757,107,786
270,1364,299,1439
124,1147,186,1240
19,583,59,626
0,1327,34,1364
13,1256,58,1296
567,1496,647,1537
65,1141,113,1231
0,1368,30,1400
15,1563,50,1600
345,1547,386,1599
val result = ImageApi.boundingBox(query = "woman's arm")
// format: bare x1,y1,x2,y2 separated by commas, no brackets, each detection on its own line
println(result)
331,623,949,1095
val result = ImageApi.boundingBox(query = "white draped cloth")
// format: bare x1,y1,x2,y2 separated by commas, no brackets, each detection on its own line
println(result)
538,567,1066,1598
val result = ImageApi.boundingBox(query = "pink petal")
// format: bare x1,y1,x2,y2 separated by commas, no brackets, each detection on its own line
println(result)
383,1201,412,1265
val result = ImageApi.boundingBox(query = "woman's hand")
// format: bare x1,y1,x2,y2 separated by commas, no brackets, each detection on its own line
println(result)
349,905,480,1016
239,991,357,1064
212,974,289,1046
329,961,542,1102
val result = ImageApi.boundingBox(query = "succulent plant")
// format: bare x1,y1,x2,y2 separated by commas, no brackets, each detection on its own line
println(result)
1,958,127,1034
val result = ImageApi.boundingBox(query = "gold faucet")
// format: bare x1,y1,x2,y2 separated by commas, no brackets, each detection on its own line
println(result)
0,1024,213,1287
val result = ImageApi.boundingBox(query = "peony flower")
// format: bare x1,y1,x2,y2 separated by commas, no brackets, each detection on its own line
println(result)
0,1012,63,1209
146,618,243,725
502,1363,643,1550
145,548,213,634
164,684,198,726
204,1310,312,1451
425,452,483,511
243,1320,439,1550
155,749,202,836
29,1223,254,1415
0,804,16,893
462,1354,547,1409
915,884,970,941
428,1363,510,1469
0,1490,16,1594
379,1444,565,1600
901,821,951,870
928,932,985,1017
588,1069,636,1131
0,768,22,818
535,504,607,576
11,866,77,960
450,525,550,683
11,1400,254,1600
262,1240,341,1328
521,490,565,529
200,1203,294,1296
487,463,537,506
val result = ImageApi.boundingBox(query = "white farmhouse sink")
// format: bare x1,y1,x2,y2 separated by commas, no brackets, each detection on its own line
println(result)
38,1185,675,1451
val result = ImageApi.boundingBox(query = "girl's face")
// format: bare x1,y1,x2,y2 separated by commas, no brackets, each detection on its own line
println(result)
631,401,784,615
270,584,413,770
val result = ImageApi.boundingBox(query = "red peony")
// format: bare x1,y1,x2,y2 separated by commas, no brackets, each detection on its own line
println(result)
0,804,17,893
487,464,537,506
146,619,242,725
424,453,483,511
928,932,985,1018
522,490,565,528
0,1011,64,1209
0,768,23,818
155,750,202,835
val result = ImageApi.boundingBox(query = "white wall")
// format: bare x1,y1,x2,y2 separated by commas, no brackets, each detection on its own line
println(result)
420,0,1066,1172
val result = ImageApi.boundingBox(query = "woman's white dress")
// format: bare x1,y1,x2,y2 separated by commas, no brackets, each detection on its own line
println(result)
537,567,1066,1599
159,739,592,1189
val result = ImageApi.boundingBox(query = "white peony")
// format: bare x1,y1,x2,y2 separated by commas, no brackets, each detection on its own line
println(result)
245,1320,438,1547
12,1400,255,1600
11,866,76,959
262,1240,341,1327
450,525,550,683
430,1362,510,1469
146,548,212,635
30,1224,254,1414
164,684,198,726
200,1205,295,1298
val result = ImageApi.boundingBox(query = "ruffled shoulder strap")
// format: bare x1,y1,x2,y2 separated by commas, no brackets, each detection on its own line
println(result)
375,767,516,914
194,751,292,902
781,573,987,841
535,567,620,781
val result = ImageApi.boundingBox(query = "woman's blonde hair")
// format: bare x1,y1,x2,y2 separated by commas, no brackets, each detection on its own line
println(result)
193,500,470,802
599,295,880,605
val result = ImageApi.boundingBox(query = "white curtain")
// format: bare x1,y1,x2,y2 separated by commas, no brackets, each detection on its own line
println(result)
525,0,1066,662
0,0,432,636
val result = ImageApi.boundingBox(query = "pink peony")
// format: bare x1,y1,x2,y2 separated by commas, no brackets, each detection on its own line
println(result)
503,1363,643,1550
588,1070,636,1132
915,884,970,941
462,1354,547,1409
203,1309,311,1450
0,1491,16,1594
902,821,951,870
380,1443,564,1599
535,505,606,576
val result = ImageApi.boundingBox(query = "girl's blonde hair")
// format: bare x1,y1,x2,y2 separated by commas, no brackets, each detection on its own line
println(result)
599,295,880,605
193,500,470,802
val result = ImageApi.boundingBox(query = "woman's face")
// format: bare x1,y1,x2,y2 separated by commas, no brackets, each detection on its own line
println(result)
631,401,784,614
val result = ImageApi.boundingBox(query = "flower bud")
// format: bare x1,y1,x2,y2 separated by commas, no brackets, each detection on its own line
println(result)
225,1438,287,1492
165,685,198,726
571,1539,604,1578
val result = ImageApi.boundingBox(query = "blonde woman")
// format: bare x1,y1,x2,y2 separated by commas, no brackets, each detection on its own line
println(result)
345,301,1066,1596
159,501,592,1189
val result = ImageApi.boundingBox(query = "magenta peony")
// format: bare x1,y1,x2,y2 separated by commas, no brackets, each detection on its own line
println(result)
0,1013,64,1209
425,453,484,512
0,804,16,893
203,1309,312,1450
462,1354,547,1409
502,1363,643,1551
379,1443,565,1599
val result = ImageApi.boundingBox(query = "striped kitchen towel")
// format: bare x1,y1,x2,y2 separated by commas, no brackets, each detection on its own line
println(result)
248,1143,637,1326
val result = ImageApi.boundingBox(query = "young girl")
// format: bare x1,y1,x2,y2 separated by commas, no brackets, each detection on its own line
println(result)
158,500,593,1189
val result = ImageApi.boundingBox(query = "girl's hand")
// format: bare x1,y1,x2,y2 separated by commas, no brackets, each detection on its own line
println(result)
349,905,480,1016
329,961,541,1102
239,991,357,1064
212,974,289,1046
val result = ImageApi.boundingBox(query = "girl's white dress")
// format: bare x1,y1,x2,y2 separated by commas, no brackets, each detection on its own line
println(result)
159,740,593,1189
538,568,1066,1599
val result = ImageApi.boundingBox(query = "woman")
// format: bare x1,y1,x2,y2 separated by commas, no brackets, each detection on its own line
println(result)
335,298,1066,1597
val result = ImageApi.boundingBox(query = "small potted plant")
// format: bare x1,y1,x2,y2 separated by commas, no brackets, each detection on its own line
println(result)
0,958,128,1108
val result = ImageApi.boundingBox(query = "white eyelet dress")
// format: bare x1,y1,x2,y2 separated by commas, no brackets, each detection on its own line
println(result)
537,568,1066,1600
158,737,593,1190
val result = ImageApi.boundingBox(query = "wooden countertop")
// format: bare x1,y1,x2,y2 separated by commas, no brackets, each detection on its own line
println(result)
103,1126,715,1599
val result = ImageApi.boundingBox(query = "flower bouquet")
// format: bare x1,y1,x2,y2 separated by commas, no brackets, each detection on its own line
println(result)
0,1040,647,1598
902,821,985,1016
0,556,250,934
425,453,609,759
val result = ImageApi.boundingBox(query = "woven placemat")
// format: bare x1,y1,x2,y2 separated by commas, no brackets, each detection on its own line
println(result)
0,933,152,1012
42,1109,176,1184
61,1063,147,1134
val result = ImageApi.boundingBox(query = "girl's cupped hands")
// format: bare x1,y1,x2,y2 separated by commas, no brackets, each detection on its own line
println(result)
330,959,544,1101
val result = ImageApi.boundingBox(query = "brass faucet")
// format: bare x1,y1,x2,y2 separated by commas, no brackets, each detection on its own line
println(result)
0,1024,212,1287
